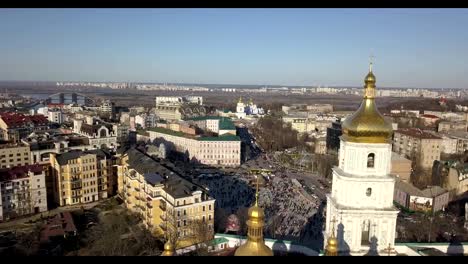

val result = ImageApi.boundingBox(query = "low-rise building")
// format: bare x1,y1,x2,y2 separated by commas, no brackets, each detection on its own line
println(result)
394,179,449,213
118,148,215,248
49,149,116,206
0,164,48,221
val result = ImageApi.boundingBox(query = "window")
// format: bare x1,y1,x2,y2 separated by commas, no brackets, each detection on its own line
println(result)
183,210,186,216
366,188,372,197
367,153,375,168
203,216,206,222
209,204,212,210
203,206,205,212
183,220,186,226
209,215,212,221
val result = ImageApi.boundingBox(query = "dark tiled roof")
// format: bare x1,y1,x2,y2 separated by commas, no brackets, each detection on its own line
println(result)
125,148,206,199
55,149,111,165
0,164,43,182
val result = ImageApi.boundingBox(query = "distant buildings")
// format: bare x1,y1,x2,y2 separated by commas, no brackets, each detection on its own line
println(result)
0,164,48,221
73,118,118,150
393,128,442,169
185,116,236,136
155,96,206,121
326,121,342,153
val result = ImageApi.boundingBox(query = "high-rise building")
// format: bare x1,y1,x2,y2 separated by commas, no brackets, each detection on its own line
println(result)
325,62,399,255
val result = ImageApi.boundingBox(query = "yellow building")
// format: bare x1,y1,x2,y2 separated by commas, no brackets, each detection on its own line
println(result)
393,128,442,169
118,147,215,248
50,149,116,206
0,142,31,168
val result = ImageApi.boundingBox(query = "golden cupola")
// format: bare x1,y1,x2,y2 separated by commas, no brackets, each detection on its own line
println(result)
341,61,393,144
234,178,273,256
325,217,338,256
161,241,175,256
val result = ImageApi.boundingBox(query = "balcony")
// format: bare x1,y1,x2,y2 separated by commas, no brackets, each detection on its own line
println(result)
71,184,82,190
160,214,166,221
147,202,153,208
159,223,167,231
159,203,166,211
134,187,140,192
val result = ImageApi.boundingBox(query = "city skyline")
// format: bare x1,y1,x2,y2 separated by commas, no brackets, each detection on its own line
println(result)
1,8,468,89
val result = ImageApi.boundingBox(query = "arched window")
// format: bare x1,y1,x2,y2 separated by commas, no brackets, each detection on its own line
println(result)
367,153,375,168
366,188,372,196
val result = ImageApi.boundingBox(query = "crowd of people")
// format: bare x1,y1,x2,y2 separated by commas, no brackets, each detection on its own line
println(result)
196,169,326,248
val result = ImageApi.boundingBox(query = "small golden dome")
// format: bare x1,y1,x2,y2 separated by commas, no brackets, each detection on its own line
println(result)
161,241,175,256
248,205,264,219
341,63,393,144
234,178,273,256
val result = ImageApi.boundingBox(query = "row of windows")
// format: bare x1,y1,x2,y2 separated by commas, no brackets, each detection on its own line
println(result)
0,152,29,157
176,215,212,227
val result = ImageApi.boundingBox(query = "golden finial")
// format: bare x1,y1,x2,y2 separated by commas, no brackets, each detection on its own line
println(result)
330,216,337,237
255,175,259,206
369,53,374,73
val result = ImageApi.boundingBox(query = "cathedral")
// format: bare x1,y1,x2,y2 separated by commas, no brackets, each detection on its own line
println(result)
324,61,399,255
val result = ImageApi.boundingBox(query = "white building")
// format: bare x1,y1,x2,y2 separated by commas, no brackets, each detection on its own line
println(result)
325,64,399,255
0,164,48,221
235,97,246,119
47,109,64,124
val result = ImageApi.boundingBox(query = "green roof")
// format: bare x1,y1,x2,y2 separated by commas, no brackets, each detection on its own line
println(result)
219,118,236,130
185,116,236,131
210,237,229,246
198,134,241,142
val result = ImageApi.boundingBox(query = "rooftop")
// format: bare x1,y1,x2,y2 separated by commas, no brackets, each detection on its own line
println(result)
55,149,112,165
125,148,210,199
0,112,49,128
395,179,447,198
395,128,442,140
0,164,43,182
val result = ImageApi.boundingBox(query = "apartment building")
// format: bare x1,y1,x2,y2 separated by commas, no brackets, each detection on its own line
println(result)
0,141,31,168
146,127,241,167
393,128,442,169
49,149,116,206
118,148,215,248
0,164,48,221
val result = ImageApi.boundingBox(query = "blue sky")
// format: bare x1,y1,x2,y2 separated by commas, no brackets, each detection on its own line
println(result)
0,8,467,88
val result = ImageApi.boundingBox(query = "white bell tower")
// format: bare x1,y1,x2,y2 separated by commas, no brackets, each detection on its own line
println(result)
324,60,399,255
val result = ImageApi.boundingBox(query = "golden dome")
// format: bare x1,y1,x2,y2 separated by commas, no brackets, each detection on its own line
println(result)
161,241,175,256
234,178,273,256
341,62,393,144
248,205,264,219
325,217,338,256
